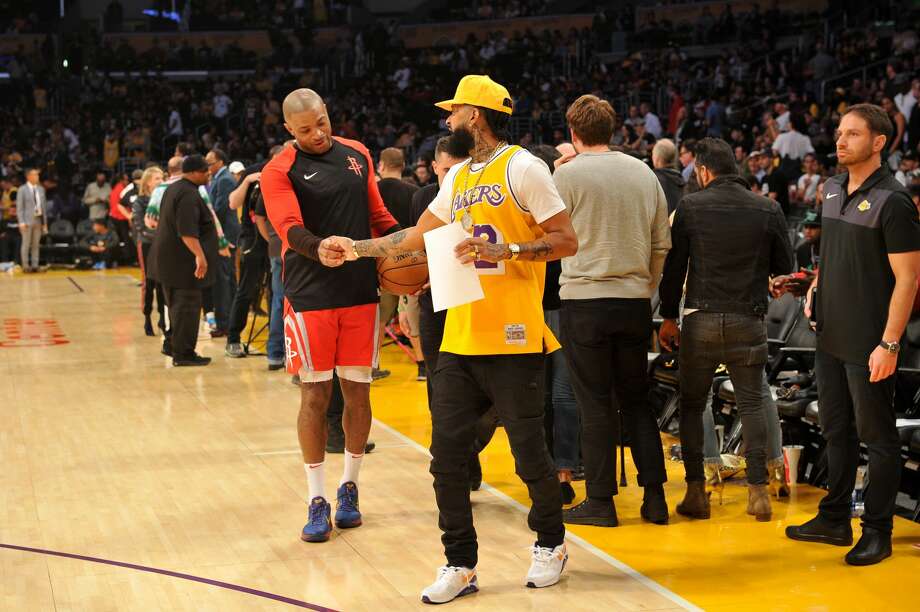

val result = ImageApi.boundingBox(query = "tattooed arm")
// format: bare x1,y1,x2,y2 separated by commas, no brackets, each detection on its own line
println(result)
454,210,577,264
332,209,446,260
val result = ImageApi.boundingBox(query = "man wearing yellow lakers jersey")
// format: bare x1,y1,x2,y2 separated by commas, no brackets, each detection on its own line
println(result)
330,75,578,604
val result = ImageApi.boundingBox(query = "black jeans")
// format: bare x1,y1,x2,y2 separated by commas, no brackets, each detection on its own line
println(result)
163,286,202,360
430,352,563,568
678,312,769,485
139,242,165,324
815,349,900,533
227,246,268,344
561,298,666,498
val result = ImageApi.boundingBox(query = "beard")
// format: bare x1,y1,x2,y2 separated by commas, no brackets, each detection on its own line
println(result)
446,125,475,157
837,141,874,167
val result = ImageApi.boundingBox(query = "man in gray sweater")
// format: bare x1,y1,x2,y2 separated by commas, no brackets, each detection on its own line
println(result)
554,95,672,527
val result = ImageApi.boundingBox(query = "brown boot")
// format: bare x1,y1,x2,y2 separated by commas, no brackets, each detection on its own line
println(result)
676,481,710,519
747,484,772,522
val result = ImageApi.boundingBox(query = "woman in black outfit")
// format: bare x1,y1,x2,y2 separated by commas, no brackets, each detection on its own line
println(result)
133,166,166,336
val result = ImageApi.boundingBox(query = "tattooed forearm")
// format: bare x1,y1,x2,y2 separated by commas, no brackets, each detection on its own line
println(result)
354,229,411,258
518,240,554,261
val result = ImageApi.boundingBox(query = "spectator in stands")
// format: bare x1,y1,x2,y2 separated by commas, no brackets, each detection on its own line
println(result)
758,151,791,214
205,148,239,338
772,113,815,162
83,171,111,221
651,138,685,215
640,102,662,139
894,150,918,188
794,152,822,206
796,210,821,271
149,154,219,367
556,95,671,528
787,104,920,567
679,139,699,193
16,168,47,273
882,97,907,158
134,166,166,336
78,219,119,270
413,158,433,187
705,95,725,138
659,137,793,524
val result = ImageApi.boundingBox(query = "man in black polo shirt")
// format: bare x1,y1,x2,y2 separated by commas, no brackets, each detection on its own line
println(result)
786,104,920,566
150,155,220,367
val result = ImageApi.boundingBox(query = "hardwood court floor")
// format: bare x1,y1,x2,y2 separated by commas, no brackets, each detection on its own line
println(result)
1,269,918,611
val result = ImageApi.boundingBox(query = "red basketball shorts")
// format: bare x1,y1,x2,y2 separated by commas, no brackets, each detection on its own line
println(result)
283,301,379,383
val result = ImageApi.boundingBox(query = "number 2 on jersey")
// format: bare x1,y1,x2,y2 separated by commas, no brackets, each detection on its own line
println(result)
472,224,505,275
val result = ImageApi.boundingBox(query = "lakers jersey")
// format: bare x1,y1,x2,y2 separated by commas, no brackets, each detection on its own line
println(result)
431,145,564,356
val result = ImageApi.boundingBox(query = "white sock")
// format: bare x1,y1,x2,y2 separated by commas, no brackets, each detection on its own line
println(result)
341,451,364,486
305,462,325,501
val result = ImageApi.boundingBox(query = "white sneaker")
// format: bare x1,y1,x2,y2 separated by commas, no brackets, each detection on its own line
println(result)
525,543,567,588
420,566,478,605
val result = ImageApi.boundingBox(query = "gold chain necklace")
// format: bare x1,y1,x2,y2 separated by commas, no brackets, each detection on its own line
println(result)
459,141,507,233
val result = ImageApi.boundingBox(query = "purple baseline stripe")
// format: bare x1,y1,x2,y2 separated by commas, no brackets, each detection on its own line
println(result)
0,542,338,611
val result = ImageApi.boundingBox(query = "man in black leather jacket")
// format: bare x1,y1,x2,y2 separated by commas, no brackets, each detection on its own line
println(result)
658,137,793,522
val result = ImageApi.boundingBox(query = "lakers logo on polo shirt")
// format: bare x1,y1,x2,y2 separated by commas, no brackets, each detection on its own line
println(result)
857,199,871,212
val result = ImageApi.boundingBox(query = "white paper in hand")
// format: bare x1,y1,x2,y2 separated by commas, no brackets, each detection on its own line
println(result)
423,223,485,312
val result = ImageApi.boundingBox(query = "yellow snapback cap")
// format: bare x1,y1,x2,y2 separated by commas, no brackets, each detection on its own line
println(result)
435,75,513,115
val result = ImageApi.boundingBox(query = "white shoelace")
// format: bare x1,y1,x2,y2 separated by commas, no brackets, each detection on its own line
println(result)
437,566,468,579
528,545,556,566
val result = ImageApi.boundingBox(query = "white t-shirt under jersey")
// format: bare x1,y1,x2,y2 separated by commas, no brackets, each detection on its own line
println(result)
427,145,566,225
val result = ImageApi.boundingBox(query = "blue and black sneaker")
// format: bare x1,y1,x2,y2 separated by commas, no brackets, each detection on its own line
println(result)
301,496,332,543
335,481,362,529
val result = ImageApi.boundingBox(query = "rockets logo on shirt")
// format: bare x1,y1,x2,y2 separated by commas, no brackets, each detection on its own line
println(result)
346,156,363,177
450,183,506,221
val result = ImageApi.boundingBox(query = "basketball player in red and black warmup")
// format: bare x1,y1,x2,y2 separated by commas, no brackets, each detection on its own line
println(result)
261,88,400,543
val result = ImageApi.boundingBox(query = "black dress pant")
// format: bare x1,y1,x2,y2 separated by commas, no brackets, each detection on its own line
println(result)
227,246,268,344
678,312,770,485
163,286,202,360
561,298,666,498
139,242,165,324
815,349,900,533
430,352,563,568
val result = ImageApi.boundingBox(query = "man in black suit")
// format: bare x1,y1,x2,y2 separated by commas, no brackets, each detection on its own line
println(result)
150,155,220,367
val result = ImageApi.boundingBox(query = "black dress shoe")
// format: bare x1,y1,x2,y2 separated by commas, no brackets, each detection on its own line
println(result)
144,317,154,337
161,341,173,357
563,497,618,527
640,484,670,525
845,528,892,566
785,515,853,546
173,354,212,367
268,362,285,371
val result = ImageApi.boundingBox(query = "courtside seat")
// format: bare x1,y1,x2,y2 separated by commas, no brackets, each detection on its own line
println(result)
805,401,820,425
911,429,920,454
718,379,734,404
777,397,811,419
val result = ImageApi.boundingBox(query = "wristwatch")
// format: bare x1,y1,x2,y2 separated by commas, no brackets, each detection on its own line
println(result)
508,243,521,261
350,238,360,260
879,340,900,354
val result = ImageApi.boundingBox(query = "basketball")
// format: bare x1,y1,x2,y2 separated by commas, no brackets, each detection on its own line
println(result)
377,251,429,295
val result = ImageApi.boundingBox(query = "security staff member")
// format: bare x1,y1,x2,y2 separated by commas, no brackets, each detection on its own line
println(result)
149,154,220,367
786,104,920,566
